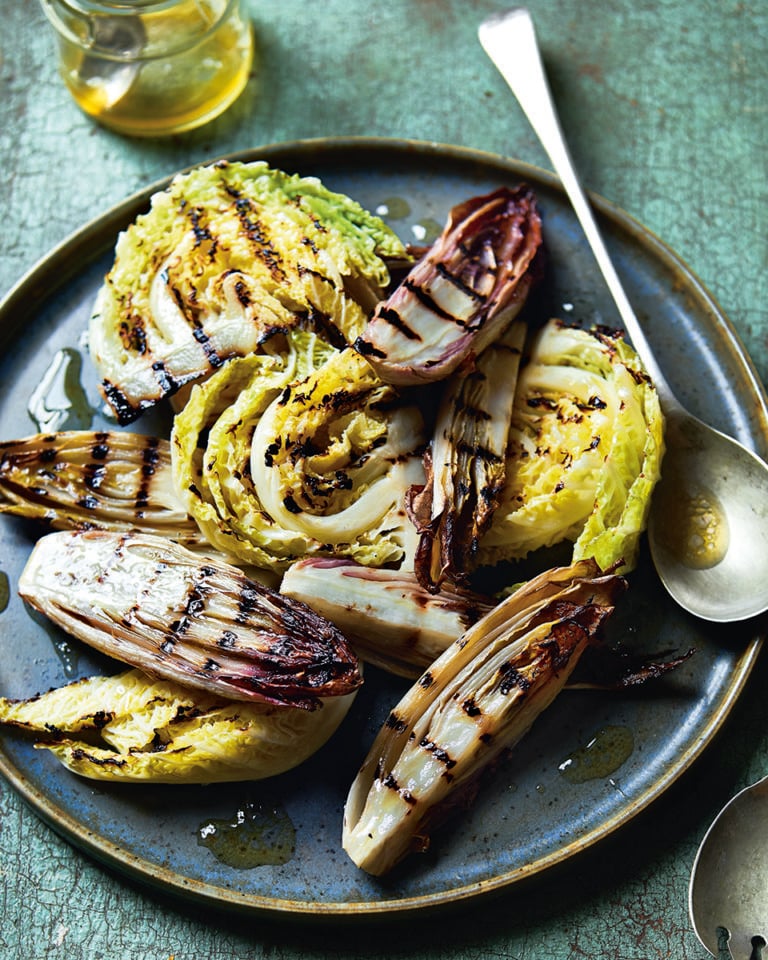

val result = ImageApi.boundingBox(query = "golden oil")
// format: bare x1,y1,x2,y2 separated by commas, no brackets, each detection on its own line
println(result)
42,0,254,136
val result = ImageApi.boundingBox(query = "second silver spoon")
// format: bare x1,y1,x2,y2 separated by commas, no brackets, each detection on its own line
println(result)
478,7,768,623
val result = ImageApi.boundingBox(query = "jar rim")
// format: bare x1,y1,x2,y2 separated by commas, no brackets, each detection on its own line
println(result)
40,0,241,60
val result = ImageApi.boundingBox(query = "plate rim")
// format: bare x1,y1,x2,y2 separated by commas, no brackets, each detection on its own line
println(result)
0,135,765,919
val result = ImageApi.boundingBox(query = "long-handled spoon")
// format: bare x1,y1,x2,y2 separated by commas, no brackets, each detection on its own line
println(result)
479,7,768,623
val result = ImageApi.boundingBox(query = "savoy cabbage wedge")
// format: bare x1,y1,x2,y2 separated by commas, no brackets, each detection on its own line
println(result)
172,338,425,575
478,319,664,574
0,669,358,783
89,161,408,424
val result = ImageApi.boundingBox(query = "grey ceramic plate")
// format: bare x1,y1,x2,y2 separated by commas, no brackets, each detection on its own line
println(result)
0,138,765,919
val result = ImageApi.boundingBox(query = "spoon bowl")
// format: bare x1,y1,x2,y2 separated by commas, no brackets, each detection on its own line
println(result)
689,775,768,957
649,408,768,622
478,8,768,622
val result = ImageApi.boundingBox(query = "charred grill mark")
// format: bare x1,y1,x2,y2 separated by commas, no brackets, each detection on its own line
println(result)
462,697,482,717
455,439,503,464
91,434,110,460
353,336,387,359
381,772,417,806
118,317,147,355
452,398,492,422
192,323,223,367
527,396,557,410
385,711,408,733
297,264,337,288
188,207,217,255
70,747,127,768
377,305,423,341
232,200,286,282
434,261,486,302
303,306,348,350
497,661,531,695
419,671,435,689
218,630,237,648
151,361,179,395
236,582,264,623
160,572,213,650
263,438,281,468
83,463,107,492
403,277,469,326
419,736,456,770
135,437,161,511
234,278,251,307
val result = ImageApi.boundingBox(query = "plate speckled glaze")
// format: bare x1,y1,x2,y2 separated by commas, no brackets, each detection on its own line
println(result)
0,139,765,918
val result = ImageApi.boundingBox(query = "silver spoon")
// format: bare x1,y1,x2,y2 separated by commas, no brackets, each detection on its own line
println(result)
689,774,768,958
478,8,768,622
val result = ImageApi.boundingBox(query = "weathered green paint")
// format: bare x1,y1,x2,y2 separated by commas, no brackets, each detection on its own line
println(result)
1,0,766,956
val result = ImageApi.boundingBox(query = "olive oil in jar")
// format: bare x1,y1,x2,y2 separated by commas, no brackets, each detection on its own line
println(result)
41,0,254,136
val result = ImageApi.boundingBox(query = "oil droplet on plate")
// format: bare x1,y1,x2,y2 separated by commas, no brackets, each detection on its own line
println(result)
665,488,729,570
27,347,94,433
197,799,295,869
411,218,443,244
375,196,411,220
558,725,634,784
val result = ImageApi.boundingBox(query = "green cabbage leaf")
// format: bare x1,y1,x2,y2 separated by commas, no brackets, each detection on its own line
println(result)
172,340,425,574
0,668,357,783
89,160,408,423
478,320,664,573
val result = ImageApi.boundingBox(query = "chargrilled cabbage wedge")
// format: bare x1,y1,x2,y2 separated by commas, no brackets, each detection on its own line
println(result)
480,319,664,573
18,530,362,710
342,559,624,875
172,342,425,574
89,160,408,424
0,668,357,783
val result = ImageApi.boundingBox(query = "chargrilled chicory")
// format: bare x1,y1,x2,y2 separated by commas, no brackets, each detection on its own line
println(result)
354,186,541,385
18,530,362,710
408,320,527,589
342,559,624,875
0,430,206,547
281,557,493,677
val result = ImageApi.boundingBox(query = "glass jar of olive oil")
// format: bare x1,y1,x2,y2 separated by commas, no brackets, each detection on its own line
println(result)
40,0,254,136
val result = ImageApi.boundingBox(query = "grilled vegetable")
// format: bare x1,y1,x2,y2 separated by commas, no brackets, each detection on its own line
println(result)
0,668,357,783
342,559,624,875
480,320,664,573
0,430,206,548
18,530,362,710
172,342,425,574
89,161,408,424
408,320,527,590
353,186,541,386
281,558,493,677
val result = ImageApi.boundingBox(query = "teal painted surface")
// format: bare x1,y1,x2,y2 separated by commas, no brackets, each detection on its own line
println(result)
1,0,766,957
